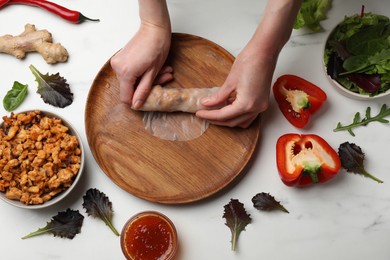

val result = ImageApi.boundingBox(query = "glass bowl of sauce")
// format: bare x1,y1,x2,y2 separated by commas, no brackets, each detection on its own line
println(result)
121,211,178,260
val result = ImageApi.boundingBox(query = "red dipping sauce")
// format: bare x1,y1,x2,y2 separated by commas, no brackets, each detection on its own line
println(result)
121,211,178,260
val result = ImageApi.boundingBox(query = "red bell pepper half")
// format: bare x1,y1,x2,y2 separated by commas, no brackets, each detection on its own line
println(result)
276,133,341,187
273,74,327,128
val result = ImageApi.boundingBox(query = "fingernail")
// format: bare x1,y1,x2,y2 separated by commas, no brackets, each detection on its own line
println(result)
133,100,142,109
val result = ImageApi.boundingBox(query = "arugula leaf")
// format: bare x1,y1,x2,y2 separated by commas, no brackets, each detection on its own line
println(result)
294,0,332,32
223,199,251,251
252,192,289,213
29,64,73,108
3,81,28,111
22,209,84,239
338,142,383,183
82,188,119,236
334,104,390,136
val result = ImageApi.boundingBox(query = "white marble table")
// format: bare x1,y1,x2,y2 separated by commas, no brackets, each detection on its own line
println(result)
1,0,389,259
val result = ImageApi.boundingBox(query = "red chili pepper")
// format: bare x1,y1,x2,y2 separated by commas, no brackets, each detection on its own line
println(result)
4,0,99,24
273,74,327,128
276,133,341,187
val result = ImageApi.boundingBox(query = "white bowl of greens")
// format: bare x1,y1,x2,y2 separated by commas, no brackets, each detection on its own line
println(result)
323,12,390,100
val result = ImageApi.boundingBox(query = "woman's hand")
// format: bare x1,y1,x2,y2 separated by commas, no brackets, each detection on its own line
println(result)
110,24,172,108
110,0,172,108
196,45,275,128
196,0,302,128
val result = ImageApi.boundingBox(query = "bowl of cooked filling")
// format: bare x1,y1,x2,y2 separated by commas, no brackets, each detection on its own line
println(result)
0,110,84,209
323,12,390,100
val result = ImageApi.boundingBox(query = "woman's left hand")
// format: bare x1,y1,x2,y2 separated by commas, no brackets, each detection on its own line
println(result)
196,45,275,128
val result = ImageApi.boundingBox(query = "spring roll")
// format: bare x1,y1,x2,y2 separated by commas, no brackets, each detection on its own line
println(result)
132,85,220,113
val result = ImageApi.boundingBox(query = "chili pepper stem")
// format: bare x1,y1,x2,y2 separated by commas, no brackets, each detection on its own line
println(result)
361,169,383,183
79,12,100,23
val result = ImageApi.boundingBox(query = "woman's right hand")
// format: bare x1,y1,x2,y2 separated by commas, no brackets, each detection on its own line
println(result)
110,23,172,109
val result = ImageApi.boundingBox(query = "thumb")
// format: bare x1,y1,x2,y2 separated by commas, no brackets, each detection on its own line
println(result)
132,71,155,109
201,85,235,107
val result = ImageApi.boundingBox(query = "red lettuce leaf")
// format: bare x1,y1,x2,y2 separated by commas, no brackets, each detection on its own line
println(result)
252,192,289,213
338,142,383,183
347,73,381,93
82,188,119,236
223,199,251,251
29,64,73,108
22,209,84,239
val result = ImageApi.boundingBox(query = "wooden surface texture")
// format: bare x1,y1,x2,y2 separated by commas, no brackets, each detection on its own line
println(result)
85,33,261,204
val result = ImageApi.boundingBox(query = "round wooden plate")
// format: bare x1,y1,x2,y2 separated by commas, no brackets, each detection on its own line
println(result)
85,33,261,204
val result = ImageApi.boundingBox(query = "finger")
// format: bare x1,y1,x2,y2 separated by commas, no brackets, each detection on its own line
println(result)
196,100,259,127
158,65,173,74
119,76,137,104
154,72,173,85
132,70,155,108
196,103,244,122
154,65,173,84
237,114,259,128
201,85,235,107
205,113,258,128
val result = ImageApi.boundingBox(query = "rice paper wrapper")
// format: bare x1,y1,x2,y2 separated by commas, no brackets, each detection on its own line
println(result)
143,112,209,141
135,86,220,141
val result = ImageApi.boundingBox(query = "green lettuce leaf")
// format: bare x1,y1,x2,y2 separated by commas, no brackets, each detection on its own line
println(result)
331,13,389,42
294,0,332,31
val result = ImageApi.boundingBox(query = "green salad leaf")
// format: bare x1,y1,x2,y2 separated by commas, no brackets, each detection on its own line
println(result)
342,49,390,75
3,81,28,111
329,13,389,42
22,209,84,239
346,21,390,56
223,199,251,251
324,12,390,96
294,0,332,31
29,64,73,108
82,188,119,236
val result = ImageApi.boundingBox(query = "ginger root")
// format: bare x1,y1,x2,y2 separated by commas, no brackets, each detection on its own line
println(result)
0,24,68,64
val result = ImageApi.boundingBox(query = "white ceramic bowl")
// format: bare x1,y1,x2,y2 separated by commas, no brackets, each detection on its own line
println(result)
323,20,390,101
0,110,84,209
323,72,390,100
